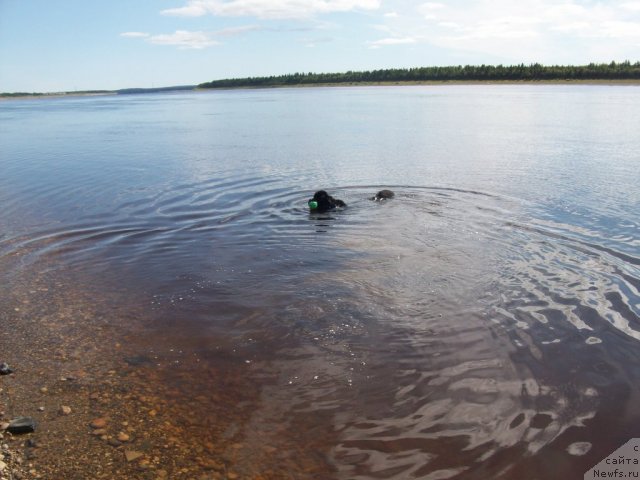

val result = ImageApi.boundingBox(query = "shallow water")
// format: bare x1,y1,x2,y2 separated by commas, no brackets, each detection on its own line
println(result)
1,85,639,479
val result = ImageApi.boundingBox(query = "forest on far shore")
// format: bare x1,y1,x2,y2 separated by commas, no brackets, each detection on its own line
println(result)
199,61,640,89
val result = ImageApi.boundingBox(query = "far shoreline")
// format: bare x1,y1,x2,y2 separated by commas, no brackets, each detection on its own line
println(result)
196,78,640,91
2,78,640,101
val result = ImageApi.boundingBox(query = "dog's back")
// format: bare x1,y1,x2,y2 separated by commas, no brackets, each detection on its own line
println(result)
371,190,395,201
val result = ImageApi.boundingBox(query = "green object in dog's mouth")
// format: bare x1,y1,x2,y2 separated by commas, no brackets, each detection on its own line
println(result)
308,200,318,210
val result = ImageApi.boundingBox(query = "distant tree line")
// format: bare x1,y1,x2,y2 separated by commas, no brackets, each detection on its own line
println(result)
199,61,640,89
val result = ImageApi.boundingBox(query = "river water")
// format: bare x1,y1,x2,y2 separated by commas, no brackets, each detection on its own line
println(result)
1,85,639,479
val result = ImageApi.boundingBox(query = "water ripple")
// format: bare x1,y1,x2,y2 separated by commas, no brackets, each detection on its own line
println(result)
1,177,638,479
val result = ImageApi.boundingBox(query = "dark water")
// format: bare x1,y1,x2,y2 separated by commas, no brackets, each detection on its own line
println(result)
1,85,639,479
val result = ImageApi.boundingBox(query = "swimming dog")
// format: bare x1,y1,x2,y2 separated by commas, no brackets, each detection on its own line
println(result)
308,190,346,212
371,189,395,201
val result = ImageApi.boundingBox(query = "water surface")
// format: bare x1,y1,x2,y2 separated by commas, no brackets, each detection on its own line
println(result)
1,85,639,479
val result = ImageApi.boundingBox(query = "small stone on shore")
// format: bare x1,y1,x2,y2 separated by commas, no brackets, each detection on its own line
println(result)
59,406,72,416
198,458,224,471
0,363,13,375
7,417,37,434
25,439,38,448
117,432,130,442
90,418,107,429
124,450,143,462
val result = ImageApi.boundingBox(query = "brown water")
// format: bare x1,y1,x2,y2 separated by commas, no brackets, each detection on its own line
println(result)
1,86,639,479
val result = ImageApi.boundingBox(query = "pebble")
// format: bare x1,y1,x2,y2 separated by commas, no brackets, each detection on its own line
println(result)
0,363,13,376
107,438,122,447
124,450,143,462
91,429,107,436
117,432,130,442
25,439,38,448
567,442,592,456
37,407,45,412
7,417,37,434
199,459,224,471
0,460,6,472
90,418,107,429
227,473,239,480
59,406,72,416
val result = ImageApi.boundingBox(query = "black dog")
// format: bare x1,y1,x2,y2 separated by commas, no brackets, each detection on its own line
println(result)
371,189,395,201
308,190,346,212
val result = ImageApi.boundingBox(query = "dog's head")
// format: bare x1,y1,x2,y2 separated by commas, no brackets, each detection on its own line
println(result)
309,190,335,212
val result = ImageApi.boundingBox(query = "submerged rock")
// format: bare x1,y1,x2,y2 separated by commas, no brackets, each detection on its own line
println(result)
7,417,36,434
24,439,39,448
124,450,143,462
0,363,13,375
124,355,152,367
59,406,72,416
90,418,107,429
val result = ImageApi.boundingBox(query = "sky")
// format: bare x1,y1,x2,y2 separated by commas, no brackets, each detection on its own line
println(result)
1,0,639,92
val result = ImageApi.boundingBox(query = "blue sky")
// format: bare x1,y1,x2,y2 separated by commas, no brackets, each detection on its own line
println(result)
1,0,639,92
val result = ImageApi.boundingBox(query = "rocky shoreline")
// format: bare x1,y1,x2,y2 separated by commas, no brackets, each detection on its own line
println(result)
0,308,258,480
0,264,336,480
0,363,39,479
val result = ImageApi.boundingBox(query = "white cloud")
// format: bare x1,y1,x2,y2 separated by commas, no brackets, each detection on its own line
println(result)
148,30,221,49
384,11,399,18
369,36,417,48
600,20,640,38
120,32,150,38
420,2,444,10
372,24,392,32
215,25,261,36
162,0,381,19
121,25,259,49
373,0,640,62
162,1,209,17
437,21,461,30
620,2,640,11
300,36,335,47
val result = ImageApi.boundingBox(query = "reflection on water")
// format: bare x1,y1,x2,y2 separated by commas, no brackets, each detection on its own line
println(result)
1,86,639,479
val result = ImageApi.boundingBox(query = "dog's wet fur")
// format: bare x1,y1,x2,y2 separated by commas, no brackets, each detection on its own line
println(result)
371,189,395,201
308,190,347,212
